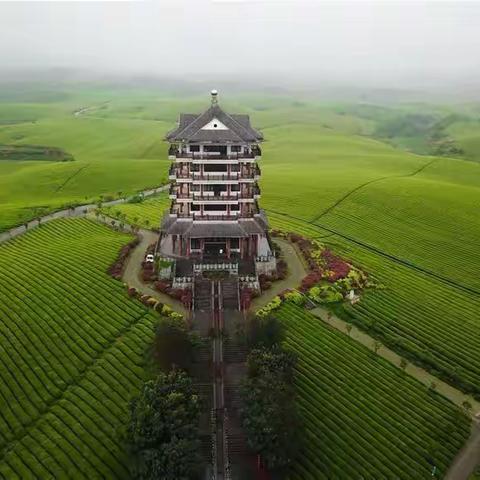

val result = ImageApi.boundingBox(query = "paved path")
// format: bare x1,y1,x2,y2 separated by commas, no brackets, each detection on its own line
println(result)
120,227,187,316
251,237,307,309
0,185,168,245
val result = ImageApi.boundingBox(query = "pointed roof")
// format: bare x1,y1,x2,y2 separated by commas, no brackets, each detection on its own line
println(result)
166,95,263,143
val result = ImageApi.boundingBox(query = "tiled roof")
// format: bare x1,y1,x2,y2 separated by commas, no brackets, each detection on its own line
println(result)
161,217,267,238
166,104,263,143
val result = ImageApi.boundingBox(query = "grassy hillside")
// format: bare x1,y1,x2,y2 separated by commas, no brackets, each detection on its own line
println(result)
0,218,158,478
277,303,470,479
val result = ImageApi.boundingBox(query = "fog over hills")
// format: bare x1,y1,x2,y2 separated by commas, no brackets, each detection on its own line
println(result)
1,0,480,97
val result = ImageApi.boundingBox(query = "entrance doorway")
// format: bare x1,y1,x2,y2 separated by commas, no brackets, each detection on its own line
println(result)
204,241,227,257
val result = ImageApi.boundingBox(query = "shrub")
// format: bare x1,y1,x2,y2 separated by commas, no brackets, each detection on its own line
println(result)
283,290,306,305
276,259,288,280
154,280,171,293
256,296,282,318
127,287,138,298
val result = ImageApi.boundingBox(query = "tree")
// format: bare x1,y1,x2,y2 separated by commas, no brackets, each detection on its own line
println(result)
462,400,472,415
246,315,285,348
153,317,195,372
399,358,408,372
145,219,151,229
240,347,300,470
429,381,437,392
128,370,201,480
345,323,353,336
373,340,382,355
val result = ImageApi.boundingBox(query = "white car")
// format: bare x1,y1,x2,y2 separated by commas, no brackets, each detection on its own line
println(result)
145,254,155,263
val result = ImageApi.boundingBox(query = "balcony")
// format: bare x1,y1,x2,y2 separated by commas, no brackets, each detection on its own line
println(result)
168,146,261,161
192,193,240,202
169,185,191,199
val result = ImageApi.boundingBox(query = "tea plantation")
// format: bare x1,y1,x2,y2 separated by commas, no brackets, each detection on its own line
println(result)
277,303,470,480
0,218,158,478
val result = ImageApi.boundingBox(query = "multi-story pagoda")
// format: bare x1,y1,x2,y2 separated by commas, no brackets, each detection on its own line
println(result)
159,90,274,270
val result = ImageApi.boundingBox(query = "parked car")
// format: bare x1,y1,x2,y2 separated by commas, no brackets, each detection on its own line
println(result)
145,254,155,263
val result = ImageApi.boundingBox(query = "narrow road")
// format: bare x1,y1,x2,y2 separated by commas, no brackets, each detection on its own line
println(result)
0,184,168,245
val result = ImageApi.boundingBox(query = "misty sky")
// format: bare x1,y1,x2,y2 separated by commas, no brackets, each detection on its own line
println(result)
1,1,480,87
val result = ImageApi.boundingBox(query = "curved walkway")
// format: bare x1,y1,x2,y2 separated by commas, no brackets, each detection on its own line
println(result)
251,237,308,309
121,227,187,315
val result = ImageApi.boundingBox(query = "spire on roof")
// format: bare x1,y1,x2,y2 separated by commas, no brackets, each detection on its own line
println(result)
211,89,218,106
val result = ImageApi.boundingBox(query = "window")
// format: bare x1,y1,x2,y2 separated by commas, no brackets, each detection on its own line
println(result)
231,145,241,152
204,164,227,172
213,123,218,128
191,238,201,249
231,238,240,249
204,204,227,211
191,204,200,211
230,204,239,211
230,184,240,192
190,145,200,152
204,145,224,152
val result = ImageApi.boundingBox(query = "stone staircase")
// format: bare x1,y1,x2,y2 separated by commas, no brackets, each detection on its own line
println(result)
222,278,239,310
194,277,212,311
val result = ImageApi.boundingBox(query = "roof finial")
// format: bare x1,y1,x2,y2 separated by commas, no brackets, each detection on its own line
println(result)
211,89,218,106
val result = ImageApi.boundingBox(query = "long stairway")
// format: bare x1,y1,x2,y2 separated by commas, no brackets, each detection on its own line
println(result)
193,275,251,480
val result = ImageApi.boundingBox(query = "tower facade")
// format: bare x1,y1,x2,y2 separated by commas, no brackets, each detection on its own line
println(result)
159,91,274,265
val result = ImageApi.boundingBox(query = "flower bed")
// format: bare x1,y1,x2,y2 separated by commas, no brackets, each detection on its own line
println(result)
107,237,140,280
269,231,379,307
124,285,183,320
154,280,192,309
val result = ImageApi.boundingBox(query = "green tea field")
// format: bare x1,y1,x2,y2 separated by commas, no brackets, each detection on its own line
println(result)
276,303,470,479
0,218,158,478
1,85,480,477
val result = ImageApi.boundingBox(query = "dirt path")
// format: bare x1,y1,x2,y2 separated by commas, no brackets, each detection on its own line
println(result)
311,305,480,417
120,228,187,316
251,237,307,309
446,421,480,480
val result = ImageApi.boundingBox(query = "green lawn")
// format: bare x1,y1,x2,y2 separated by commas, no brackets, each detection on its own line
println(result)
0,218,158,478
277,303,470,480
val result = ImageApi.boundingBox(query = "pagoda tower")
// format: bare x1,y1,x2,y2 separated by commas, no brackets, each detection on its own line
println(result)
159,90,274,271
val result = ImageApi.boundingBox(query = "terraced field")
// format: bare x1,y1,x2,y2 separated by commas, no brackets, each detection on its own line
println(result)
260,136,480,398
276,303,470,480
0,218,158,478
268,207,480,396
100,192,171,229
